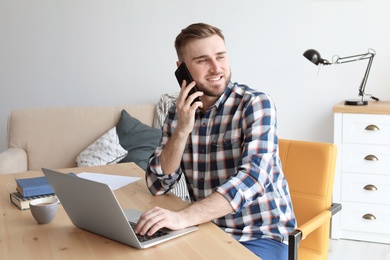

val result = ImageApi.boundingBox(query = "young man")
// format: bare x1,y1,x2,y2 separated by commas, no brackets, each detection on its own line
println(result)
135,23,296,259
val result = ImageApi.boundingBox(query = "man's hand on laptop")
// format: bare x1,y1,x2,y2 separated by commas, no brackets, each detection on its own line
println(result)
135,206,188,236
135,192,233,237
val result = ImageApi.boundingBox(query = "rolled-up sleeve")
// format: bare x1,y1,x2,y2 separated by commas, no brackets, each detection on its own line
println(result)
146,108,183,195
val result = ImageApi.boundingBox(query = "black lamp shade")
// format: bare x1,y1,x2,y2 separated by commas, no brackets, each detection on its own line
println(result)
303,49,322,65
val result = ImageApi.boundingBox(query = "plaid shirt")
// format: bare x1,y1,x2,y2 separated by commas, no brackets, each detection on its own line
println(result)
146,82,296,242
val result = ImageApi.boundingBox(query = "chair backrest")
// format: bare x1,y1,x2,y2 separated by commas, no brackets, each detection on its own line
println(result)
279,139,337,259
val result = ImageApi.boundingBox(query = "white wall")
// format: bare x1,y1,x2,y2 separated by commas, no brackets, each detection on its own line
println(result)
1,0,390,152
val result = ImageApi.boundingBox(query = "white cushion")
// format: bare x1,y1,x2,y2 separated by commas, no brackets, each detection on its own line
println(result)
76,127,128,166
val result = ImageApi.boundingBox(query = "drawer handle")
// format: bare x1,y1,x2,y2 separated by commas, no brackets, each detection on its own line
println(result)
363,184,378,191
364,155,378,161
362,214,376,220
365,124,380,131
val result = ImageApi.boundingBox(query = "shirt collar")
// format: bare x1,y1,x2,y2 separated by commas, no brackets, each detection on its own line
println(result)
210,81,234,110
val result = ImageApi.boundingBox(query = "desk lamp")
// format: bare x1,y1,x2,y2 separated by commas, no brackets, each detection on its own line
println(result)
303,48,378,105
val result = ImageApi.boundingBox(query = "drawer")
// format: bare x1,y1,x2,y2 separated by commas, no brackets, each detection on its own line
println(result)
342,144,390,175
340,202,390,235
342,172,390,204
342,113,390,145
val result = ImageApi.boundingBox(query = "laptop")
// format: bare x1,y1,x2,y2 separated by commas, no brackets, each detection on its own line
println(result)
42,168,197,249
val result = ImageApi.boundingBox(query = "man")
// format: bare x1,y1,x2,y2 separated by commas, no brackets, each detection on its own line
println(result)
135,23,296,259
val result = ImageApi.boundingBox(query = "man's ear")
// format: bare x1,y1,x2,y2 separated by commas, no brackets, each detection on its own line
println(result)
176,61,182,68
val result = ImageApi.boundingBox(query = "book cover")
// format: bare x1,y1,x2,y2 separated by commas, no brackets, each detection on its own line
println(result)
9,192,57,210
15,176,55,197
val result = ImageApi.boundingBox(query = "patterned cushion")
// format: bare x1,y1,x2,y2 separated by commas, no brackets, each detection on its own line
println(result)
153,92,179,129
76,127,128,166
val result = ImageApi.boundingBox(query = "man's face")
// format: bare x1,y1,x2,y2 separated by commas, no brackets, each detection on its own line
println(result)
181,35,231,98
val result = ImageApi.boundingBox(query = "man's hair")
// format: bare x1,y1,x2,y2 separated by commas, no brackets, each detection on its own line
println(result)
174,23,225,61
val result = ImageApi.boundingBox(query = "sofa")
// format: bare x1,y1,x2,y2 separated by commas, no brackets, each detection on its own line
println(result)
0,101,191,202
0,104,160,174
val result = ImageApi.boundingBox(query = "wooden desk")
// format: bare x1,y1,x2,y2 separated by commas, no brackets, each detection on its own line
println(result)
0,163,257,259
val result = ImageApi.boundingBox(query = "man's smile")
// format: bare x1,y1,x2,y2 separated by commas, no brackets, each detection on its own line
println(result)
207,75,223,82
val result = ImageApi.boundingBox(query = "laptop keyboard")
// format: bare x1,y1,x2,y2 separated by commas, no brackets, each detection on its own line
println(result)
129,222,169,242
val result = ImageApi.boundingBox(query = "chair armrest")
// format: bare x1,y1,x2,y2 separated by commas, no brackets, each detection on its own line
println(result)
299,210,332,239
288,203,342,260
329,203,342,216
0,147,28,174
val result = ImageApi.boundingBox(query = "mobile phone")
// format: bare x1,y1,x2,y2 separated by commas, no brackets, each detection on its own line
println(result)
174,62,201,103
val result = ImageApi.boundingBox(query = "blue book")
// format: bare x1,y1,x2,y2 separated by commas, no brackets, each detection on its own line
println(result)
15,176,55,198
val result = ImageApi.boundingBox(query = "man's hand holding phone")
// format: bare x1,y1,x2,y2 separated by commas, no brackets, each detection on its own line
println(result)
174,63,203,136
179,80,203,107
175,62,202,106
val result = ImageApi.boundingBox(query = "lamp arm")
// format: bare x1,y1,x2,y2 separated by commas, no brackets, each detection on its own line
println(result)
332,51,375,65
359,55,374,98
333,49,376,101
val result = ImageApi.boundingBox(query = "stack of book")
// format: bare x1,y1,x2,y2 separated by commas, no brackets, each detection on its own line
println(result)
10,176,56,210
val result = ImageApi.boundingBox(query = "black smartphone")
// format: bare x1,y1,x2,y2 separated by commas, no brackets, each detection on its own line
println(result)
174,62,201,103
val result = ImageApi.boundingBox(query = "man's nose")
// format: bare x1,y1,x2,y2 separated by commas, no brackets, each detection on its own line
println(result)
209,59,219,72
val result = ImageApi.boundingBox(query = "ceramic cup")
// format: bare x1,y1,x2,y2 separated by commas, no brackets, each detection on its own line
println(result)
29,197,59,224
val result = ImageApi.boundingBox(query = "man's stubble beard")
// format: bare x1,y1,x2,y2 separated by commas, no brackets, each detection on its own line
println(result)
197,71,232,97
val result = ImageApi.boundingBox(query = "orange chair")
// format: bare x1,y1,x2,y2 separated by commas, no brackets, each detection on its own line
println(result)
278,139,341,260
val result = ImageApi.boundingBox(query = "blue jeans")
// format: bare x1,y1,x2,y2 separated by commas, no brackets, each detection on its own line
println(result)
240,238,288,260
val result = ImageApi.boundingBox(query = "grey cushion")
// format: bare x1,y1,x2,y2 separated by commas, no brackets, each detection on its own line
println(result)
116,110,162,170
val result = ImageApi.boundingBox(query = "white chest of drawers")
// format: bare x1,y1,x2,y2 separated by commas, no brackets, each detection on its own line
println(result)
331,101,390,244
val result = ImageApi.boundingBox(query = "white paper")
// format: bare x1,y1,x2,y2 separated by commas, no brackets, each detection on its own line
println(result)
77,172,141,190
